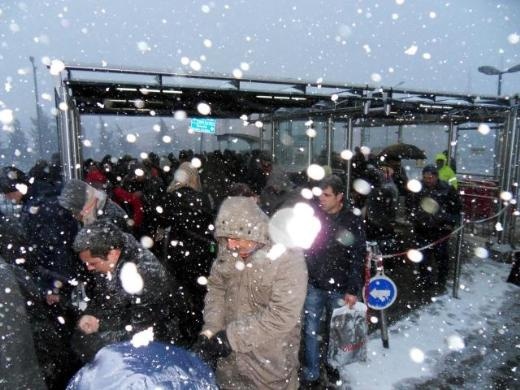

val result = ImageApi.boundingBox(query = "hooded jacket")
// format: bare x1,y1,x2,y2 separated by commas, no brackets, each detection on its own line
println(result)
203,197,308,389
59,179,129,230
435,153,458,189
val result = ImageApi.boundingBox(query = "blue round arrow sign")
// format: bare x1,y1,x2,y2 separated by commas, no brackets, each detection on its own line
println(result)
366,275,398,310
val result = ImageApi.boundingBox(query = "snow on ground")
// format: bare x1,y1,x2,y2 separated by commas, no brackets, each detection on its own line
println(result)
340,256,519,389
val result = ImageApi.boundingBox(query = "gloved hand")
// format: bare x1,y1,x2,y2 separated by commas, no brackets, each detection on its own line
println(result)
208,330,232,358
190,334,215,365
190,331,232,366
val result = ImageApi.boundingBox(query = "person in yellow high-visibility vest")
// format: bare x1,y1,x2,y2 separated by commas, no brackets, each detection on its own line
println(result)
435,153,458,189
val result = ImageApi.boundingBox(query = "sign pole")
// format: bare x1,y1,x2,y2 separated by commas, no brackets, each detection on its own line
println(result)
380,309,389,348
366,244,396,349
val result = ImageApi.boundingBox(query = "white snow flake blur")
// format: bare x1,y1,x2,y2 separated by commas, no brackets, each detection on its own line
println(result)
340,149,354,160
446,334,465,351
474,247,489,259
49,59,65,75
120,262,144,295
353,179,372,195
268,203,321,249
478,123,491,135
404,45,418,56
130,326,154,348
507,33,520,44
407,179,422,193
197,102,211,115
266,243,287,261
409,347,425,363
407,249,424,263
0,108,14,125
306,164,325,181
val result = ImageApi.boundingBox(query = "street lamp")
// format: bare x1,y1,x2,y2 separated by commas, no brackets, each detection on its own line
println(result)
478,63,520,96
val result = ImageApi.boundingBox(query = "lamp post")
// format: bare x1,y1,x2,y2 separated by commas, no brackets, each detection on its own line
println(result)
478,63,520,96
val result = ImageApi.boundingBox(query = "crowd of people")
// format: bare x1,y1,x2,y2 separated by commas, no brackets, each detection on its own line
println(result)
0,147,462,389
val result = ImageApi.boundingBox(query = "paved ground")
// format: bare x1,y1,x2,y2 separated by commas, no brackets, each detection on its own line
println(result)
393,287,519,390
316,232,520,389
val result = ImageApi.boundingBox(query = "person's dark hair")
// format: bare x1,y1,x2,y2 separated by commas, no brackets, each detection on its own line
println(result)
73,220,125,257
28,159,50,182
228,182,256,197
319,175,344,195
0,166,29,194
422,164,439,176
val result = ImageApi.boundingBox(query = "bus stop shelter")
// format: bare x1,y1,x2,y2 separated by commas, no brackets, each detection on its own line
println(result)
54,64,519,244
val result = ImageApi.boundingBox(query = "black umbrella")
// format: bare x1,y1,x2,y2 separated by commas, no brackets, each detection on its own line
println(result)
378,143,426,160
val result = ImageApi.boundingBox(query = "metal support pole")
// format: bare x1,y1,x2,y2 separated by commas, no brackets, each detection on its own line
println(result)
498,115,511,192
307,135,313,166
396,125,403,144
510,109,520,243
29,56,44,158
494,124,503,179
452,212,465,299
271,120,277,161
345,118,353,201
326,116,333,167
499,107,518,244
56,85,82,180
447,121,457,166
259,118,265,151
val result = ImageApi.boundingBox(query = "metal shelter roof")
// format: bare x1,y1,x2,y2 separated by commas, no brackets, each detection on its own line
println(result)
60,64,517,126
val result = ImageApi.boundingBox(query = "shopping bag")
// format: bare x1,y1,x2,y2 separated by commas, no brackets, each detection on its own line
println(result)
327,302,368,367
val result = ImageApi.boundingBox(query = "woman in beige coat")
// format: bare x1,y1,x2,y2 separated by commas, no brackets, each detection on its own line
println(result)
197,196,308,389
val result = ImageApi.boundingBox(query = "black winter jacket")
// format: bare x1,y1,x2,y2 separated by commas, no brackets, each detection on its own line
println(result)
0,258,47,389
72,233,183,362
406,179,462,240
19,183,80,284
305,204,366,295
156,187,215,281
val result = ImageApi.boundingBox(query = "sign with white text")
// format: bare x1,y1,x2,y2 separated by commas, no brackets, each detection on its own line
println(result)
190,118,216,134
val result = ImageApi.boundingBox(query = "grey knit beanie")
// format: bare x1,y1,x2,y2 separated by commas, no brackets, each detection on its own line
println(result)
215,196,270,245
58,179,90,214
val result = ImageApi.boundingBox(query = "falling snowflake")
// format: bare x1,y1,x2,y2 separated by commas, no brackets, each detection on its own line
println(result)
307,164,325,181
120,262,144,295
507,33,519,44
404,45,418,55
49,59,65,75
371,73,382,83
131,326,154,347
136,41,151,53
409,347,425,363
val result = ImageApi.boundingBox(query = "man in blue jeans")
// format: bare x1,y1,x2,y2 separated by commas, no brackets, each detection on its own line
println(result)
301,175,366,388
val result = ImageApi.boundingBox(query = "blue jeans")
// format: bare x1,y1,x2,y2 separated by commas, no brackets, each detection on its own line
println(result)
302,284,345,381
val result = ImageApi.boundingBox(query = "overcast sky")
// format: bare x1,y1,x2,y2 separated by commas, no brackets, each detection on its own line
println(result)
1,0,519,130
